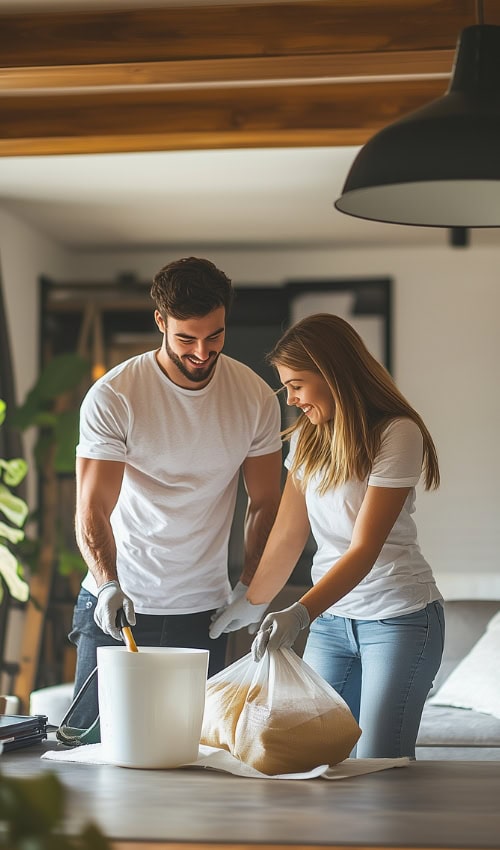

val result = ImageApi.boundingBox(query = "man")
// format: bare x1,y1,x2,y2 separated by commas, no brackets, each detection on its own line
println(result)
69,257,282,729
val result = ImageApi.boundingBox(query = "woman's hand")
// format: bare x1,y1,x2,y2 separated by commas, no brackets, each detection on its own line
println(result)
251,602,310,661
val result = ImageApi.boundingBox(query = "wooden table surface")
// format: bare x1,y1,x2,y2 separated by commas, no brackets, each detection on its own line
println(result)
1,741,499,850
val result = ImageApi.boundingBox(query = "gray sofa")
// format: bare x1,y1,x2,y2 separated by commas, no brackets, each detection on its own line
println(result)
227,592,500,760
416,599,500,760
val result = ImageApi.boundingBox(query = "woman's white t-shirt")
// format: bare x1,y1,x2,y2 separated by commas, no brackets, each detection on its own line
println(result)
285,417,442,619
77,351,281,615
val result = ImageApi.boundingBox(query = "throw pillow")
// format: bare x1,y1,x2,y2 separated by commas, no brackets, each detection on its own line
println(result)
428,611,500,719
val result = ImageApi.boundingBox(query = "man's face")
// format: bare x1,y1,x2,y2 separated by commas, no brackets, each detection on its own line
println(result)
155,306,226,389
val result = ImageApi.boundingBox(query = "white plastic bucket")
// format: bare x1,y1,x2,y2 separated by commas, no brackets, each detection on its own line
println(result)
97,646,209,769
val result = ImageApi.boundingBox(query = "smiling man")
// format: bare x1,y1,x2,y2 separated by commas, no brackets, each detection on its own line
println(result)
157,306,225,387
70,257,283,731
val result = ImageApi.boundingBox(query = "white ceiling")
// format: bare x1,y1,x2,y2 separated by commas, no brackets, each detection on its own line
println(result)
2,146,496,251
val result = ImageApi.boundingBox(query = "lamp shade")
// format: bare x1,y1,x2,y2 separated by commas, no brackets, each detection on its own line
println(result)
334,25,500,227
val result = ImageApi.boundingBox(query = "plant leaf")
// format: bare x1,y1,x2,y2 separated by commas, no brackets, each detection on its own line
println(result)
0,521,25,544
9,354,89,432
0,771,65,835
0,483,29,527
34,430,54,469
0,457,28,487
58,547,86,576
0,399,6,426
79,822,113,849
54,409,80,473
9,386,44,430
0,544,30,602
33,353,89,401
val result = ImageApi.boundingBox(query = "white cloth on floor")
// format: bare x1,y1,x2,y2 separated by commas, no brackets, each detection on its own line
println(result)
41,743,409,780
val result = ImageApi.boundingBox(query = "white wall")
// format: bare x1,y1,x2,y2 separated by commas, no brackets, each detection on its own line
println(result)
0,209,72,404
2,222,499,600
0,209,72,504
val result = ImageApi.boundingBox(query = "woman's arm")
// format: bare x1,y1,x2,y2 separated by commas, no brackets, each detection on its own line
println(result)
300,484,411,620
251,484,411,658
208,471,310,638
245,471,311,604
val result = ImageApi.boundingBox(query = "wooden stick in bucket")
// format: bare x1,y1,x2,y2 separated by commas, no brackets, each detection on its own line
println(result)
116,608,139,652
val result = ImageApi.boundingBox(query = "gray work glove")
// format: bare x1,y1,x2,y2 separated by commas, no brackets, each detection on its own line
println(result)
251,602,310,662
94,580,136,641
209,592,270,640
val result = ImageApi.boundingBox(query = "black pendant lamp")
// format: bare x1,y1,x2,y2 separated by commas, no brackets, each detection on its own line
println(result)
334,16,500,228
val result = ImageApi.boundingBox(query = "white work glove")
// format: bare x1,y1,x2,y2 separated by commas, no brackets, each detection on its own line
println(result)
251,602,310,662
211,580,248,621
209,592,270,640
94,580,136,642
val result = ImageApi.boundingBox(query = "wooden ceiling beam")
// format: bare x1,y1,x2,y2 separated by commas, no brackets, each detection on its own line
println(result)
0,78,447,156
0,0,496,156
0,1,485,68
0,50,454,95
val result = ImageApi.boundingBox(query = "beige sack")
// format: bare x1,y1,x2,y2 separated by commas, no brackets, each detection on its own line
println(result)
201,647,361,775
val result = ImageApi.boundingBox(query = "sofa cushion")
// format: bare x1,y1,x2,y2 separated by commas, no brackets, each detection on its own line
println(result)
417,703,500,747
428,611,500,719
430,600,500,694
415,745,500,761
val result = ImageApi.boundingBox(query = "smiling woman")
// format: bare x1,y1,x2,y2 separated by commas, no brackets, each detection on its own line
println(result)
279,366,335,425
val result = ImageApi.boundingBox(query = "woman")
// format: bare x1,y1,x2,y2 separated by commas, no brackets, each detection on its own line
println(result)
210,313,444,759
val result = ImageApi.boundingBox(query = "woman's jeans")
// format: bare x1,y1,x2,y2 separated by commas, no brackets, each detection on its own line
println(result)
68,588,228,730
303,601,445,759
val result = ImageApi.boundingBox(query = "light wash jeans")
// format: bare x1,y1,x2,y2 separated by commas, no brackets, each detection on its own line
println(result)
303,601,445,759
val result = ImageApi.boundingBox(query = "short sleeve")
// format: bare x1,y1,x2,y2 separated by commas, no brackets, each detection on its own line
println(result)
76,382,129,462
284,430,300,473
246,392,282,457
368,418,423,488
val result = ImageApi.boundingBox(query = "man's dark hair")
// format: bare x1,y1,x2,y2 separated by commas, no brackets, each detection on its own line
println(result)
150,257,233,320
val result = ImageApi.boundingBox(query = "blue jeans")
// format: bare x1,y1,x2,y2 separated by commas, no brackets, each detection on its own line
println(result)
68,588,228,730
303,601,445,759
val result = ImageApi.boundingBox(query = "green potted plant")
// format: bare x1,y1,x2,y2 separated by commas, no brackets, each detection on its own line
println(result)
10,352,90,581
8,352,90,708
0,399,30,605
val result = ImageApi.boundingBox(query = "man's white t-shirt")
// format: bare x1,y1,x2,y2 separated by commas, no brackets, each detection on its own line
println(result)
77,351,281,614
285,417,442,619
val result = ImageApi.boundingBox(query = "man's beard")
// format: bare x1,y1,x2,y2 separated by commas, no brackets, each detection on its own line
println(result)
165,338,219,384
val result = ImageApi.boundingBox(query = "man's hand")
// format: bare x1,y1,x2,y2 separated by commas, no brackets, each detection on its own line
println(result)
209,594,270,639
251,602,310,661
95,580,136,641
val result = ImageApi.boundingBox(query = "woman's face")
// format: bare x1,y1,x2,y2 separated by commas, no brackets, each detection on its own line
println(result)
277,365,335,425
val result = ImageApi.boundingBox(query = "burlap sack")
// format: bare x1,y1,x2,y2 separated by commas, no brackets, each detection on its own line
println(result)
201,647,361,775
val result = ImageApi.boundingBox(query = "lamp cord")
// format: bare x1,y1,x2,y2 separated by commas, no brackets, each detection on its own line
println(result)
475,0,484,25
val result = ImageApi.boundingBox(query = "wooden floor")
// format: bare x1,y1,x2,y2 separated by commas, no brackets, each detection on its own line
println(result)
1,742,499,849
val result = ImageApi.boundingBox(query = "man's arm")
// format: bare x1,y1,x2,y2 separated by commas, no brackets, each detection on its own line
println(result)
75,456,125,586
75,456,136,639
239,450,282,586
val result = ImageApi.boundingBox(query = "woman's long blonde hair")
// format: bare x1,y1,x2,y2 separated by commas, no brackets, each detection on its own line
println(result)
268,313,439,494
